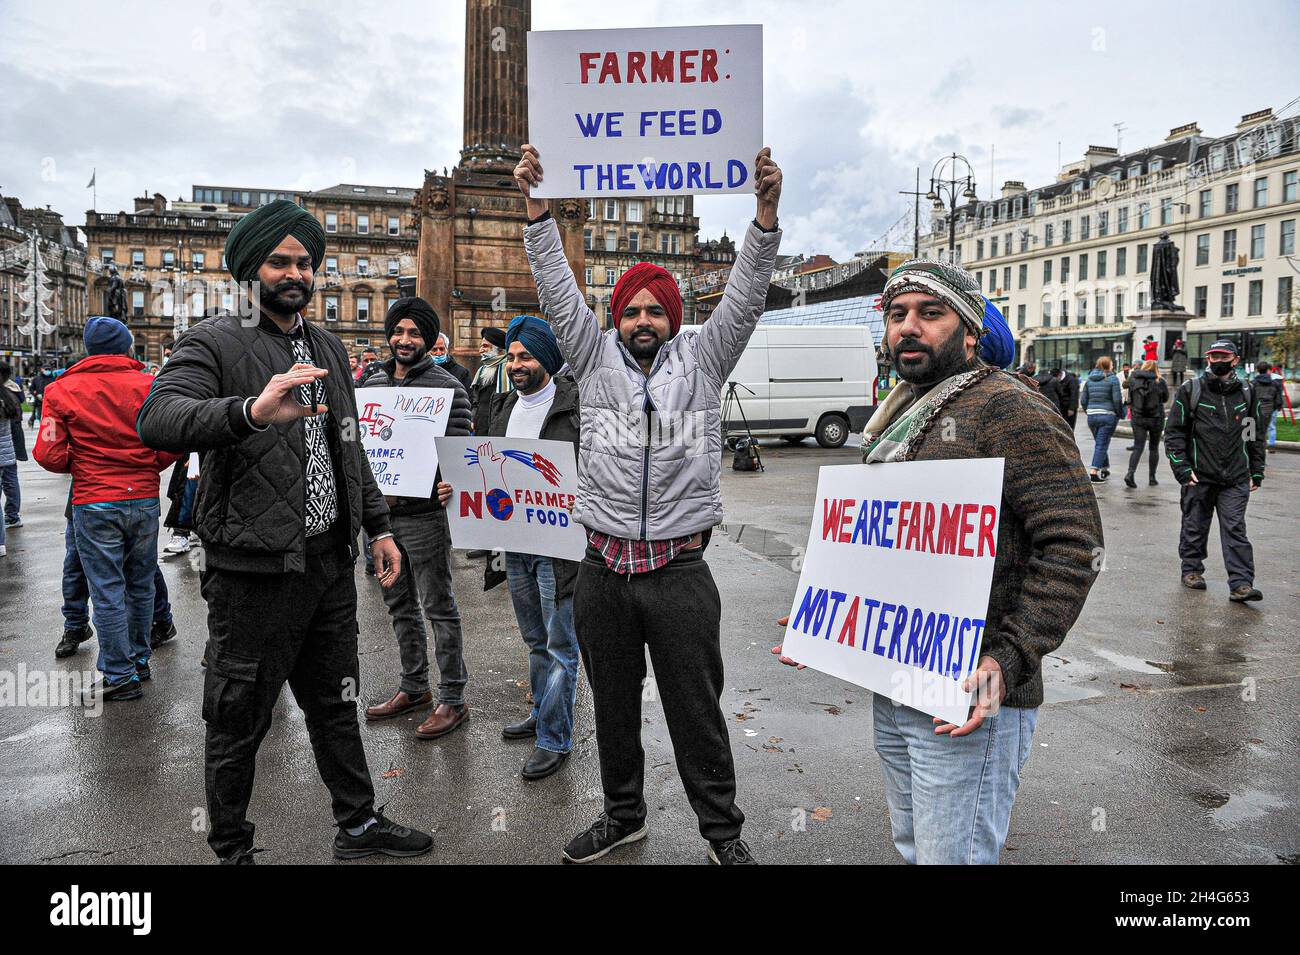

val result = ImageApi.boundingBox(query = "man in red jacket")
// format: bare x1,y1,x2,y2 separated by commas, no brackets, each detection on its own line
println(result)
35,317,179,702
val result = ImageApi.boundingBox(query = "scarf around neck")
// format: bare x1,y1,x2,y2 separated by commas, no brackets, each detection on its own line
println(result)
861,365,995,463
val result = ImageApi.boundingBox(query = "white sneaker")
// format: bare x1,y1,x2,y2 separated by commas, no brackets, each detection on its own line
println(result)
0,545,6,557
163,534,191,554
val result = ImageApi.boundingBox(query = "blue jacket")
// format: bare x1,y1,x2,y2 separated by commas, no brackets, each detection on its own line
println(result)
1080,369,1123,416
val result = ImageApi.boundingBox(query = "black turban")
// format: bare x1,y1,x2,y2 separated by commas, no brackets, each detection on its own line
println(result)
481,326,507,349
385,297,441,348
223,199,326,284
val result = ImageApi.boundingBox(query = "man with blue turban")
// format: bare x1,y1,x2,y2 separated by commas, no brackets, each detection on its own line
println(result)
773,256,1104,866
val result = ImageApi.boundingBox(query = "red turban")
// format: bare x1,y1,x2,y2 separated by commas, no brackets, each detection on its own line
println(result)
610,262,683,336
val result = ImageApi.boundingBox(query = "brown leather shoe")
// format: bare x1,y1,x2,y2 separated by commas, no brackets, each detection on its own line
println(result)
365,690,433,721
415,703,469,739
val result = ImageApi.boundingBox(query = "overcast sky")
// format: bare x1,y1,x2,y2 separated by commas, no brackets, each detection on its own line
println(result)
2,0,1297,260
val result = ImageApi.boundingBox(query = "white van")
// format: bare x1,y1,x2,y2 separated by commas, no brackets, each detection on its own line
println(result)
723,325,878,448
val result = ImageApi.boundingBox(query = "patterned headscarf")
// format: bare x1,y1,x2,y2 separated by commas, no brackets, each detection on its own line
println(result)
880,258,1014,369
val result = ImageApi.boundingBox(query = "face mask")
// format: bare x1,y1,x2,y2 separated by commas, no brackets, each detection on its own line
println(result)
433,353,448,365
1209,360,1234,376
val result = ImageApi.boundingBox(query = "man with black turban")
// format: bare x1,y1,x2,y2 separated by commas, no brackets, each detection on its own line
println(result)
359,297,475,740
138,199,433,863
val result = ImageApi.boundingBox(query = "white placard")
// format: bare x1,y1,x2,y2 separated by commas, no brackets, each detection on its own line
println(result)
527,24,763,197
781,459,1005,726
356,387,454,498
436,436,587,561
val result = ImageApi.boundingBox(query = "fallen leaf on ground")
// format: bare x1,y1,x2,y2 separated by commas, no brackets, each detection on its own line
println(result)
810,807,832,822
382,768,405,779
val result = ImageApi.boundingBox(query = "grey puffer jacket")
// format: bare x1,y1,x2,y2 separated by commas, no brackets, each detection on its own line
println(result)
524,215,781,540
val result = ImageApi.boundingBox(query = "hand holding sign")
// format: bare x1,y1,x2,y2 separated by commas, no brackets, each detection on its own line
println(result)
932,655,1006,737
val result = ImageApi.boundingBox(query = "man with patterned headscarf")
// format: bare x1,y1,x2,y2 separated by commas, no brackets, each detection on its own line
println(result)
775,257,1104,865
138,199,432,864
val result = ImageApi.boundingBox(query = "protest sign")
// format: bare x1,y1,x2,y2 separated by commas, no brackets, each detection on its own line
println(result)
781,459,1005,726
527,24,763,197
436,436,587,561
356,387,453,498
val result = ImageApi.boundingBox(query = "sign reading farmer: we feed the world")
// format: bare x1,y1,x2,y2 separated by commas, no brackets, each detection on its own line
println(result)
527,24,763,197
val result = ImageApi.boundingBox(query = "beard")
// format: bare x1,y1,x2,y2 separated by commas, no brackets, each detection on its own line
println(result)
393,343,427,367
623,325,665,363
261,278,313,315
892,322,971,386
510,363,548,395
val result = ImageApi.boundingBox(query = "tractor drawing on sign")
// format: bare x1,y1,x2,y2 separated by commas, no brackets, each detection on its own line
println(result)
359,402,396,441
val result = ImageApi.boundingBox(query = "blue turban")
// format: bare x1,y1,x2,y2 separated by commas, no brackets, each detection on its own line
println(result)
882,258,1016,369
978,298,1015,369
505,315,563,376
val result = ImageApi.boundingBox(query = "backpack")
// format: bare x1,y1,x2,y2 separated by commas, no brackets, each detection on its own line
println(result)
1187,378,1252,422
1130,376,1163,418
732,437,763,472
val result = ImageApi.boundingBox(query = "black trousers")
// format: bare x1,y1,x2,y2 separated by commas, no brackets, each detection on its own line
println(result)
1179,481,1255,589
200,540,375,860
573,548,744,842
1126,419,1163,479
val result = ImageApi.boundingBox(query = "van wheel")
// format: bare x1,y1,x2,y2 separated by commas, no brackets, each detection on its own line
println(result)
815,414,850,449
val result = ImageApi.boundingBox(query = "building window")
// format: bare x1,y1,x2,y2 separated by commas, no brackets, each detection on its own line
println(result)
991,236,999,257
1254,177,1268,209
1280,276,1294,313
131,290,145,317
584,267,593,286
1060,256,1070,283
1281,219,1296,256
387,258,399,276
326,256,338,273
1060,298,1069,326
1138,203,1150,229
132,249,145,267
357,258,370,275
1250,224,1265,259
583,229,593,251
357,296,371,323
1195,234,1210,266
1115,291,1125,321
163,250,175,269
1002,267,1011,291
1160,198,1173,225
626,202,642,223
1095,292,1105,322
1078,295,1087,324
976,239,984,260
1042,300,1052,326
605,230,617,252
325,213,338,233
1222,229,1237,262
1079,253,1089,281
1284,170,1297,203
1080,215,1090,240
1220,283,1234,317
1043,260,1052,284
1137,290,1148,311
357,214,370,235
388,216,400,236
100,247,114,263
192,251,205,270
1004,232,1012,255
1248,280,1263,316
325,296,338,321
1019,231,1029,253
628,232,639,253
1018,264,1027,289
1062,220,1072,243
1044,224,1053,247
1097,250,1107,278
1137,244,1148,273
1017,304,1026,329
1199,189,1212,218
1225,183,1239,213
1098,211,1109,237
604,200,619,220
988,272,997,294
1116,247,1127,276
1194,286,1207,317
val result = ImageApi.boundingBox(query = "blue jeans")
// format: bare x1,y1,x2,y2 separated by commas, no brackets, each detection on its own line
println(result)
1267,411,1277,447
873,694,1037,864
63,518,171,630
1087,413,1117,470
71,499,160,684
505,552,579,753
1,462,19,523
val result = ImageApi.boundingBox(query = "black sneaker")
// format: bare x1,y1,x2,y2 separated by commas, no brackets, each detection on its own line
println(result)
333,809,433,860
561,813,648,863
1123,474,1137,488
82,675,143,704
150,618,177,650
136,658,151,682
1149,476,1159,486
708,837,757,865
1229,586,1263,603
55,625,93,659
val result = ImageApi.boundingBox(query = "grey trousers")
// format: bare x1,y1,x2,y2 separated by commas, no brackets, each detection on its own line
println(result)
1179,481,1255,589
380,509,467,704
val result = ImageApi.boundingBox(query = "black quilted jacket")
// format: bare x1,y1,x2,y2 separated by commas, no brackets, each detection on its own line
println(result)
358,354,473,516
137,313,390,573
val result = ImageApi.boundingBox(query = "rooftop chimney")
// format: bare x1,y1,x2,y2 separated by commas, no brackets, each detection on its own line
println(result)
1083,145,1119,169
1166,121,1201,141
1237,108,1275,132
1000,180,1026,198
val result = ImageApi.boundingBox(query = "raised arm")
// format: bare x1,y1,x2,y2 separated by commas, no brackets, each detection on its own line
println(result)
515,144,605,381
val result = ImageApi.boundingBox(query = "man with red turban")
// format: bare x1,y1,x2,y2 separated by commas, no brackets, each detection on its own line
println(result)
515,143,782,865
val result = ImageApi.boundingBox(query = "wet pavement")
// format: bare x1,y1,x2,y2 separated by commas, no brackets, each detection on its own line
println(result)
1,420,1296,865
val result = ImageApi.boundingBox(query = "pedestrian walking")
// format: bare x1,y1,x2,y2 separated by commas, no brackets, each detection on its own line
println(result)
1123,360,1169,487
0,365,21,556
778,258,1102,864
1170,339,1188,387
1080,355,1124,482
1253,361,1285,453
137,199,432,863
1165,340,1266,602
33,317,180,700
515,142,783,864
359,297,474,739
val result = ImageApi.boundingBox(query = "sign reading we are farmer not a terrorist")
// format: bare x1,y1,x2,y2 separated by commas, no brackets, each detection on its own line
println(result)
527,24,763,197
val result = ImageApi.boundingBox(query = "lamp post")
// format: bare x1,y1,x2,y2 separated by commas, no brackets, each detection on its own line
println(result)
926,153,978,262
